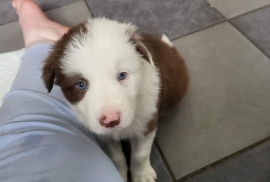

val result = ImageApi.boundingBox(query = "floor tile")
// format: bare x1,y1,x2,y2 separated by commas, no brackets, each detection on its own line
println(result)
185,140,270,182
207,0,270,19
45,1,92,27
231,5,270,58
0,0,81,26
0,1,91,53
151,143,173,182
156,22,270,179
0,0,18,26
123,142,174,182
0,21,24,54
86,0,224,39
102,141,173,182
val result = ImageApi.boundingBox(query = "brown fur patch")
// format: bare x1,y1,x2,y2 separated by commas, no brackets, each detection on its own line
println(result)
126,29,152,63
42,21,89,104
145,113,158,135
55,74,89,104
128,33,189,135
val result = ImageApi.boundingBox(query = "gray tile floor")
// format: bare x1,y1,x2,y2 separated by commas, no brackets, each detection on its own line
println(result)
158,22,270,179
0,0,81,25
207,0,270,19
86,0,224,39
185,138,270,182
1,0,270,182
231,5,270,58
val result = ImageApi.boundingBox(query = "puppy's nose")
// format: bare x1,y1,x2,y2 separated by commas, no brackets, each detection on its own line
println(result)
100,112,120,128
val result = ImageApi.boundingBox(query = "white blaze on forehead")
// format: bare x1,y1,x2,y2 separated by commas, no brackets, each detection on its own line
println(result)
60,18,140,78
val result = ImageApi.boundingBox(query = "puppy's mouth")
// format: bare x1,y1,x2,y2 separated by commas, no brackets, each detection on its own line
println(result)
100,120,130,131
104,123,126,130
111,125,124,129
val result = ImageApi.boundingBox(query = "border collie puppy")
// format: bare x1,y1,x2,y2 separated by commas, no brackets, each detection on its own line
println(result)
42,18,189,182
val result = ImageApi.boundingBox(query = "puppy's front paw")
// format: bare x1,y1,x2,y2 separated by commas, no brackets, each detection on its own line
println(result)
131,164,157,182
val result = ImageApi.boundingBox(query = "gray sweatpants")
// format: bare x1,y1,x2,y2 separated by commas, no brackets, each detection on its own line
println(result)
0,44,124,182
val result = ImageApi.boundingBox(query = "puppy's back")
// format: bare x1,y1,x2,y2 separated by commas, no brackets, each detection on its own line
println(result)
141,33,189,115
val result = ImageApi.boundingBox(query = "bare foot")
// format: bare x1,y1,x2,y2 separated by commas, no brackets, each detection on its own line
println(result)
13,0,69,48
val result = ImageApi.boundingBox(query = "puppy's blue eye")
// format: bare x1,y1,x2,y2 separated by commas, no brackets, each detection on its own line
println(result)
76,81,87,90
118,72,127,81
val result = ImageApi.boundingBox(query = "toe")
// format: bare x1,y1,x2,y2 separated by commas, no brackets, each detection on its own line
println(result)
12,0,25,12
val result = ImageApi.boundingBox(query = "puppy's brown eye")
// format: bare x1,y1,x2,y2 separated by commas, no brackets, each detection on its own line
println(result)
76,81,87,90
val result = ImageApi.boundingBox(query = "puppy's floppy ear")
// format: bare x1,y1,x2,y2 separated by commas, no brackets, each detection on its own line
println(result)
41,21,89,93
42,54,56,93
127,30,155,65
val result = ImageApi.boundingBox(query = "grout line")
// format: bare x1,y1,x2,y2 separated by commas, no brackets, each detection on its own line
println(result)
0,0,88,26
228,4,270,20
228,20,270,59
191,1,270,60
154,140,177,182
84,0,95,18
170,0,227,42
0,19,19,27
204,0,227,20
170,20,225,42
176,136,270,181
206,0,270,20
43,1,84,11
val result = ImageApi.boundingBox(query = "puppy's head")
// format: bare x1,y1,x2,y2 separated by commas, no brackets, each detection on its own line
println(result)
42,18,154,135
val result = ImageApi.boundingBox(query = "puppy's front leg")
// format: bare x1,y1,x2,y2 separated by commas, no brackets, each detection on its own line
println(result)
107,140,128,182
130,130,157,182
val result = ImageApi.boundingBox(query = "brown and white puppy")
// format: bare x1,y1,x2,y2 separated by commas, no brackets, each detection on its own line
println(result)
42,18,189,182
